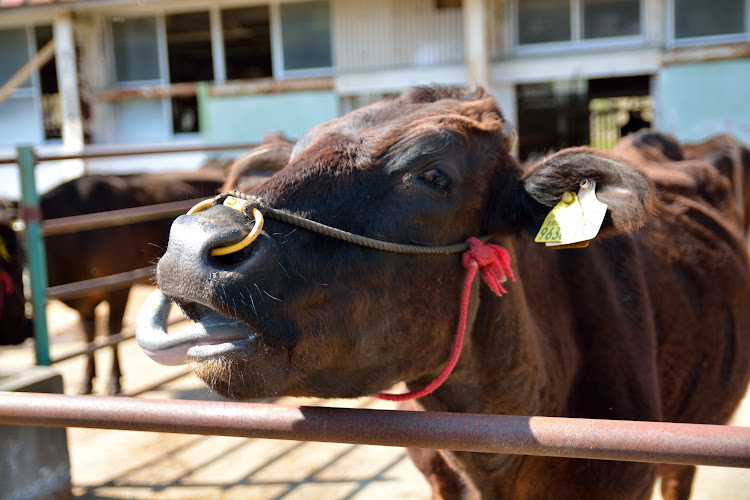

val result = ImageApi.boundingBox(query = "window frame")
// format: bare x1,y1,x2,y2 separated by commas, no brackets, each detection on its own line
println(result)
666,0,750,48
107,13,173,139
512,0,647,55
0,25,55,146
270,1,335,80
104,2,334,140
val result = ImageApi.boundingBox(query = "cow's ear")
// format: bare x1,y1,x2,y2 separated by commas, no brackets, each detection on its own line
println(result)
488,147,654,238
222,142,294,192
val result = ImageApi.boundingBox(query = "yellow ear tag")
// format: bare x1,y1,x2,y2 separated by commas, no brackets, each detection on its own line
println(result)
545,179,608,248
534,191,584,244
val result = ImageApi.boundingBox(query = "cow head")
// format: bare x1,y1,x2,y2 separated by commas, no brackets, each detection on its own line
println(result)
0,210,32,346
137,86,652,400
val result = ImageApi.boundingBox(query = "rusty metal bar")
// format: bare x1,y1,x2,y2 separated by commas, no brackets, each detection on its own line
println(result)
46,266,155,301
0,392,748,468
41,198,204,236
0,142,260,165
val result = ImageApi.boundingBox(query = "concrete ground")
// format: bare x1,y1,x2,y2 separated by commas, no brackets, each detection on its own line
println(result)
1,284,748,499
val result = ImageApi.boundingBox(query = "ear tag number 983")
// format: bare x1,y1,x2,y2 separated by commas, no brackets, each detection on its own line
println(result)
534,191,583,244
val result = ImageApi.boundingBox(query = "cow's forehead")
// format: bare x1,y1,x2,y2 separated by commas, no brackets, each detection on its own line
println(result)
292,95,505,163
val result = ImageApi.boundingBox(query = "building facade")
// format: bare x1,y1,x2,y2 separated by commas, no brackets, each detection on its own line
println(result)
1,0,749,197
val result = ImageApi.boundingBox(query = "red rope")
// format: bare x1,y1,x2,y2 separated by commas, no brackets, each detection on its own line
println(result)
375,237,514,401
0,270,13,318
0,270,13,295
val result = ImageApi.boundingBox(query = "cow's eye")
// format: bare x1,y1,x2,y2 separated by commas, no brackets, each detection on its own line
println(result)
419,168,454,194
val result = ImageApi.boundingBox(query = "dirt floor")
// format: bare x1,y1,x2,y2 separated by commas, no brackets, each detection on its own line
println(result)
1,284,749,499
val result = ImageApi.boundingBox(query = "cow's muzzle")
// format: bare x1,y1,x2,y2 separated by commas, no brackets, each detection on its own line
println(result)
136,200,265,366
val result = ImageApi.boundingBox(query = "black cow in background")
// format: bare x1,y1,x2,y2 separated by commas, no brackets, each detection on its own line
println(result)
0,205,32,346
41,170,224,394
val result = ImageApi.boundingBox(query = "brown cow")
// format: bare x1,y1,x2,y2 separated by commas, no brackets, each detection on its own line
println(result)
137,87,750,500
42,170,223,394
614,129,750,229
682,134,750,227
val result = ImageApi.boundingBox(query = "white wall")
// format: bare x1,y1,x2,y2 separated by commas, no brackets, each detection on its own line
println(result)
332,0,463,72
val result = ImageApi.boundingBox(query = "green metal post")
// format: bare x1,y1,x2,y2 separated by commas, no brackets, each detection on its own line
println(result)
17,145,50,365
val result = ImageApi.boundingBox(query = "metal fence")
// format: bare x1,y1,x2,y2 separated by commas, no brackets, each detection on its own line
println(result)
1,392,749,468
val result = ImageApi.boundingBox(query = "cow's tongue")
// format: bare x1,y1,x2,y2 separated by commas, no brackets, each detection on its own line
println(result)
136,289,250,366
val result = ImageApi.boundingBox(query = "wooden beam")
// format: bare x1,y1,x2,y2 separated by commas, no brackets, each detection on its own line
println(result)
0,38,55,107
662,42,750,66
95,77,334,102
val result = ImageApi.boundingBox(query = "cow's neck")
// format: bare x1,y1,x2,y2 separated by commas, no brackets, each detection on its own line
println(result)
415,239,556,418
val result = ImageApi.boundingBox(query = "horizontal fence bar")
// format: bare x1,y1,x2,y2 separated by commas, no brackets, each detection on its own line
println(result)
0,392,748,468
0,141,261,165
41,198,204,236
46,266,155,301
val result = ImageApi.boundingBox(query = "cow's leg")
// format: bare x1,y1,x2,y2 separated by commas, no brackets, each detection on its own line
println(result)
78,308,97,395
407,447,475,500
659,464,696,500
105,288,130,395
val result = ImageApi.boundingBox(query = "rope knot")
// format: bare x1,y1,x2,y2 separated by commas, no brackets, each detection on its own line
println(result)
223,191,269,215
461,237,515,297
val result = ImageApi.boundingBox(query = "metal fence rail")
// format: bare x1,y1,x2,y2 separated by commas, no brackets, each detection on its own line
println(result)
0,392,748,468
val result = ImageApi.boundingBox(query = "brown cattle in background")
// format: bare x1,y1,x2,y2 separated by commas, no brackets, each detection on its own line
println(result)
615,129,750,230
683,134,750,227
42,170,223,394
138,87,750,500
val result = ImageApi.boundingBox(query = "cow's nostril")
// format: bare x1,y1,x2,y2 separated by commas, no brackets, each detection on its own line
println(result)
209,243,255,268
208,207,264,257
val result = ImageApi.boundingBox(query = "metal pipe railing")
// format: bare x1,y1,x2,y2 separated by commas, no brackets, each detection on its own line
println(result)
0,141,260,165
41,198,204,236
1,392,748,468
46,266,155,301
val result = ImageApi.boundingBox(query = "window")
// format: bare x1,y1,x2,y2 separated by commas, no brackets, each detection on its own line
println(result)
516,80,589,160
518,0,572,45
516,0,641,47
222,6,273,80
279,1,332,72
0,27,59,146
0,28,33,88
0,28,38,147
583,0,641,39
166,11,213,133
674,0,746,39
166,12,213,83
106,2,333,140
34,26,61,140
112,17,160,82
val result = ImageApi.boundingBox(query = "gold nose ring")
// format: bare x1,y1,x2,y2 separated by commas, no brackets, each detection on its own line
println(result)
187,196,264,256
